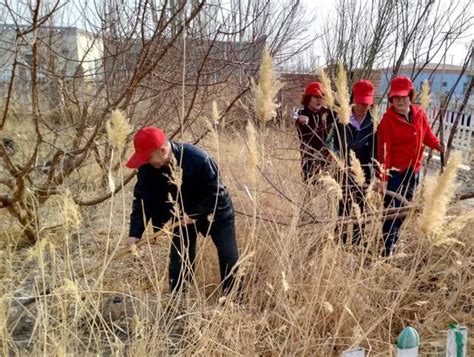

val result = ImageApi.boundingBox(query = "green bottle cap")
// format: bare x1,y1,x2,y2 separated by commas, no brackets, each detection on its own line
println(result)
396,326,420,349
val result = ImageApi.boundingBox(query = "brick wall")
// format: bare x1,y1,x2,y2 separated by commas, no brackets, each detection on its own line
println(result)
279,73,318,122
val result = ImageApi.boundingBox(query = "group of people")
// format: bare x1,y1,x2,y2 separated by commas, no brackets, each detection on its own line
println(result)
294,76,444,256
123,75,443,297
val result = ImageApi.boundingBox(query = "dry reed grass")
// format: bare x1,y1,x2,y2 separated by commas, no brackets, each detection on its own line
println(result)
318,67,335,109
349,151,365,187
0,128,472,355
0,78,473,356
420,80,431,111
106,109,132,155
334,64,351,126
252,48,283,123
418,151,462,236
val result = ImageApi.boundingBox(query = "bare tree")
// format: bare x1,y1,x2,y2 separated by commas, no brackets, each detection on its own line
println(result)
322,0,473,87
0,0,311,243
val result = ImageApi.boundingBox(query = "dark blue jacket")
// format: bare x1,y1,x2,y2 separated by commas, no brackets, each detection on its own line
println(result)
129,142,232,238
330,112,377,184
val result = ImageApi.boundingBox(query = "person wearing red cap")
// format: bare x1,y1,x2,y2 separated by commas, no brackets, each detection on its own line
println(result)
293,81,336,182
126,127,240,295
377,76,444,256
327,80,377,245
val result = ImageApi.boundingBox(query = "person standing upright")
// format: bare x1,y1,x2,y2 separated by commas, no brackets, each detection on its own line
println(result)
329,80,377,245
293,82,336,183
377,76,444,256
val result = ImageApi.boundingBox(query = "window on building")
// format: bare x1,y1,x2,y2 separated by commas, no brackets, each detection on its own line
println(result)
442,81,447,87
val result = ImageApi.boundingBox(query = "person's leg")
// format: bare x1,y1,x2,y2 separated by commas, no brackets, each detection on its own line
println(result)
383,169,420,256
303,158,317,183
382,172,404,256
168,224,198,292
337,184,352,244
352,187,365,245
208,211,240,294
404,169,419,201
382,218,401,256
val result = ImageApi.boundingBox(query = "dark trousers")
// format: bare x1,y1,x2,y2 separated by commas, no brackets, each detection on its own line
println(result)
168,207,239,294
338,185,366,245
301,157,326,183
382,169,419,256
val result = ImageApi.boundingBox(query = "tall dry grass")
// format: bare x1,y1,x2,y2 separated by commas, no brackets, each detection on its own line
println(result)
0,57,472,355
419,80,431,111
334,64,351,126
252,47,282,123
318,67,335,109
0,126,472,356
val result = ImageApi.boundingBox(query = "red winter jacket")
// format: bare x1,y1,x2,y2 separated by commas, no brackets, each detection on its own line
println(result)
377,104,440,181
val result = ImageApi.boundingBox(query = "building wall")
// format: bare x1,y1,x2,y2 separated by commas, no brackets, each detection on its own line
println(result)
0,29,19,82
0,26,103,84
75,29,104,80
379,68,469,101
279,73,317,120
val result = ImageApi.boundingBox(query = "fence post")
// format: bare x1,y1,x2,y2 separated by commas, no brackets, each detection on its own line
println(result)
341,347,365,357
446,325,468,357
396,326,420,357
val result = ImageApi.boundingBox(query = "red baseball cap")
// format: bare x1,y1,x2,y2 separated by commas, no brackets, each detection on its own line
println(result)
305,82,324,97
352,80,374,105
388,76,414,98
126,127,166,169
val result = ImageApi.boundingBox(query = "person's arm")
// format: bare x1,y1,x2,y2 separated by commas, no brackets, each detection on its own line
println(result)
127,167,172,247
292,110,299,123
128,167,151,240
422,110,441,151
372,130,378,175
293,109,309,126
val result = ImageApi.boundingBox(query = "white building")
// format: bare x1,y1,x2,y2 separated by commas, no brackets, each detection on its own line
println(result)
0,25,104,83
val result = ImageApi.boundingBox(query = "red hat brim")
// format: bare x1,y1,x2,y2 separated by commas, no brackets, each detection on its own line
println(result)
389,88,411,98
126,150,153,169
312,90,324,97
353,93,373,105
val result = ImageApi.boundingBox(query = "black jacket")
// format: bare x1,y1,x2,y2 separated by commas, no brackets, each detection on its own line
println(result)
330,112,377,184
295,106,335,159
129,142,232,238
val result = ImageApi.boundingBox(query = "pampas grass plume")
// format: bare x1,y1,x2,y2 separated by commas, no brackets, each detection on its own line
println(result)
252,48,282,123
318,174,343,200
418,151,462,235
349,150,365,187
318,67,334,108
420,80,431,110
335,64,351,126
371,104,380,131
106,109,132,154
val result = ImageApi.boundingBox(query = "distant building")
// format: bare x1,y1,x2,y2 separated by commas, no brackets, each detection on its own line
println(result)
103,35,266,87
278,72,316,118
0,25,104,83
378,63,472,103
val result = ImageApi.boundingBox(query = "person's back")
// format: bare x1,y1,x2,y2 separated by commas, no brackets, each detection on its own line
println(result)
170,142,232,216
